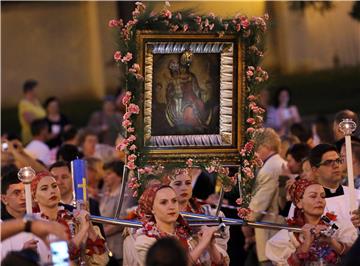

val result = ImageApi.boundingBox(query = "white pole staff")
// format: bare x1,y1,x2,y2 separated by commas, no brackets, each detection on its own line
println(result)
238,171,242,199
339,118,357,211
18,167,36,214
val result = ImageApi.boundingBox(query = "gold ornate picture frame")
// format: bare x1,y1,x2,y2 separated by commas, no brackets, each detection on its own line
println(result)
137,32,245,164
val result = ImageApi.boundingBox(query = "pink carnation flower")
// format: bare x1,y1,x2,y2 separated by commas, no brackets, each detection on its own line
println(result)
163,9,172,19
186,158,193,168
244,141,254,152
123,112,131,120
240,18,250,29
128,103,140,114
252,106,260,114
114,51,122,62
127,135,136,142
247,95,256,101
122,92,132,106
108,19,119,27
246,118,255,125
127,127,135,133
195,16,201,24
116,139,129,151
122,119,132,128
129,144,137,151
128,154,137,162
126,161,136,170
246,70,254,78
121,52,133,63
144,166,153,173
138,168,145,174
246,127,255,134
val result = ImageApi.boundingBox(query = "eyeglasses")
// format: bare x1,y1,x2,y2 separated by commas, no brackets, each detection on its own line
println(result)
317,157,343,167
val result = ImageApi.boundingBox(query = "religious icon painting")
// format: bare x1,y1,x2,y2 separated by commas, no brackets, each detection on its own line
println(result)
136,32,245,164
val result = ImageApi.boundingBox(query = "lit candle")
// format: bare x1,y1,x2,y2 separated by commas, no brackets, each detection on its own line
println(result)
339,118,357,211
71,159,87,209
18,167,36,214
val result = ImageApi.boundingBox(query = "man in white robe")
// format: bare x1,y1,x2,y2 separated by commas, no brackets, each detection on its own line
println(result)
288,144,360,229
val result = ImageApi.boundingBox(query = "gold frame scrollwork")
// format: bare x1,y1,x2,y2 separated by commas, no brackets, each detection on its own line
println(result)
137,32,245,164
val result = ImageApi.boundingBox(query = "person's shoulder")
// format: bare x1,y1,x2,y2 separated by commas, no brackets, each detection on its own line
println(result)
25,140,36,149
342,185,360,196
264,154,285,169
30,140,50,151
134,232,156,249
18,99,32,109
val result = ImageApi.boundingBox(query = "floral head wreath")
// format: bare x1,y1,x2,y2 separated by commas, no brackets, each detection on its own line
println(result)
31,171,53,198
161,168,190,185
289,178,318,207
137,184,173,223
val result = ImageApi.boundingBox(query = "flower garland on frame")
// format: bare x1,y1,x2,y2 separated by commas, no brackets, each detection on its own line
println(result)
110,1,268,214
127,160,238,199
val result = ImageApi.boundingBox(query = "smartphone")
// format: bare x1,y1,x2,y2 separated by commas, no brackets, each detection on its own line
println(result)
50,240,70,266
1,142,8,152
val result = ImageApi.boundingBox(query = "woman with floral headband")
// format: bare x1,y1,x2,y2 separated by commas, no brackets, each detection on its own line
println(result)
133,184,229,266
265,179,357,266
166,168,230,251
31,171,109,265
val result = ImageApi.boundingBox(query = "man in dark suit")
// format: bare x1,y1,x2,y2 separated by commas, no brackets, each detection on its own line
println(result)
49,161,104,236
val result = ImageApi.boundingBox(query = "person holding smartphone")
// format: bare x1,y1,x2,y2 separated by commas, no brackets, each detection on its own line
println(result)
266,179,357,265
31,171,109,265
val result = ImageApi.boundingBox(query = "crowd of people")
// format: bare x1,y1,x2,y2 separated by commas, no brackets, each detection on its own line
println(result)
1,80,360,266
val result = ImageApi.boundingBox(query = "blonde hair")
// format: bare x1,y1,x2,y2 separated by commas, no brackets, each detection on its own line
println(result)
253,128,281,153
86,157,104,181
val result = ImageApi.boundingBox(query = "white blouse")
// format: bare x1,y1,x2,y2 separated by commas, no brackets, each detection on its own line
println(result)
265,218,358,266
